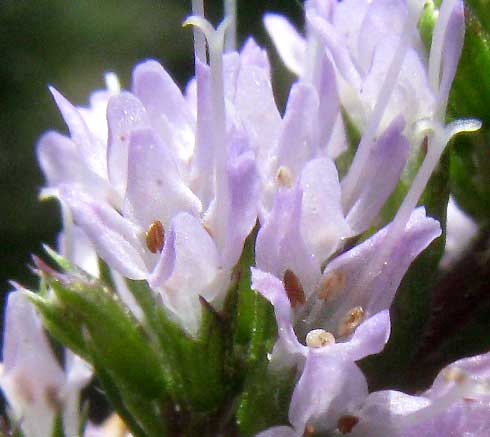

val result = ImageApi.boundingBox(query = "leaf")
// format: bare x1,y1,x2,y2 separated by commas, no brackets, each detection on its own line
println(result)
447,5,490,224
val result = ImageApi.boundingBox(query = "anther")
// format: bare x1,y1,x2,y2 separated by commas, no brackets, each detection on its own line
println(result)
276,166,294,188
303,424,315,436
283,269,306,308
318,270,346,302
337,415,359,434
443,367,466,384
338,306,365,337
306,329,335,348
45,385,62,411
145,220,165,253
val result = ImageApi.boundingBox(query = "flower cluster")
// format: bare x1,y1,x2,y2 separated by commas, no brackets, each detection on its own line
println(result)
1,0,489,435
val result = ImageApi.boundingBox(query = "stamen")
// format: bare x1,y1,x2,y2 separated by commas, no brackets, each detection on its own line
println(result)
276,166,294,188
305,329,335,348
224,0,237,52
145,220,165,253
442,366,466,384
318,270,346,302
338,306,364,337
45,385,62,411
337,415,360,434
184,16,231,250
341,0,425,211
104,72,120,94
191,0,207,63
303,424,315,437
283,269,306,308
13,374,35,404
428,0,458,96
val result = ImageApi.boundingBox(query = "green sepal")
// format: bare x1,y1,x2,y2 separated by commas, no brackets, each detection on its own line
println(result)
125,279,227,412
231,229,276,368
24,287,89,361
50,414,64,437
229,230,292,434
85,336,152,437
48,279,167,400
235,366,295,437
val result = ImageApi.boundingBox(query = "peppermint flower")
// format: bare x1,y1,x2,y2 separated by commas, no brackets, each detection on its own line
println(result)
258,349,490,436
253,0,481,434
36,2,274,335
0,290,92,437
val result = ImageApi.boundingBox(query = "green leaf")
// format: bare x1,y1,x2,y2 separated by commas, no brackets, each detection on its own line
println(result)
447,5,490,223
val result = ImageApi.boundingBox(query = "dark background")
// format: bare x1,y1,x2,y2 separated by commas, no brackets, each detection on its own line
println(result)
0,0,300,311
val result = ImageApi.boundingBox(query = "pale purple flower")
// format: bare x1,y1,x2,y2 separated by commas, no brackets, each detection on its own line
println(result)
0,291,92,437
258,350,490,436
36,4,273,335
346,352,490,436
252,184,440,370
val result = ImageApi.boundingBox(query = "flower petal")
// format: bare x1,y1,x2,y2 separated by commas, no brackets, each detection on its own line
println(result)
131,60,195,163
264,13,306,76
149,213,222,336
61,187,147,279
1,291,65,437
123,128,202,230
49,87,107,178
346,116,409,234
289,348,368,432
106,92,150,196
317,207,441,335
256,187,320,293
300,157,351,263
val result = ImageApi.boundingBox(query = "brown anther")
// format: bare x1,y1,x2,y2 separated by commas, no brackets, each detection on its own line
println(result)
145,220,165,253
443,367,466,384
338,306,365,337
45,385,62,411
303,424,315,436
119,134,127,142
283,269,306,308
276,165,293,188
318,270,346,302
203,223,214,237
337,415,359,434
13,374,34,404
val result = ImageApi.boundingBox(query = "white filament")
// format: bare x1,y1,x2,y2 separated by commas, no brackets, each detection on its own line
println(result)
191,0,206,62
184,16,230,249
342,0,425,212
104,73,120,94
428,0,459,96
224,0,237,52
